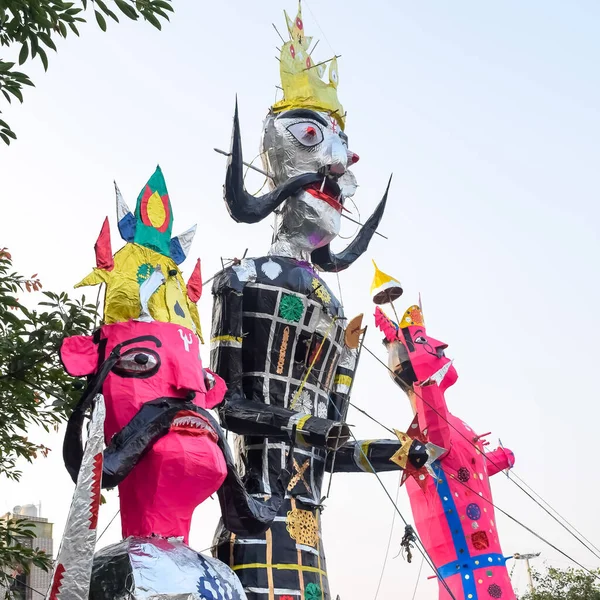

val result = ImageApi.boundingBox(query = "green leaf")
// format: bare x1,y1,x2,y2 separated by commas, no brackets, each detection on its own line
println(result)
0,62,16,73
96,0,119,22
18,42,29,65
29,32,40,57
153,1,174,12
58,21,68,37
145,12,162,30
68,22,80,36
9,87,23,103
2,90,12,104
95,10,107,31
38,32,57,52
114,0,139,20
0,132,11,145
38,47,49,71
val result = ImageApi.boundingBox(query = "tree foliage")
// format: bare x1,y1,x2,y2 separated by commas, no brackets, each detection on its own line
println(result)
0,248,97,480
0,0,174,144
0,518,52,599
521,566,600,600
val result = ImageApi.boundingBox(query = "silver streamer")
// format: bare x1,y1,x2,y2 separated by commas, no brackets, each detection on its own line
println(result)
46,395,106,600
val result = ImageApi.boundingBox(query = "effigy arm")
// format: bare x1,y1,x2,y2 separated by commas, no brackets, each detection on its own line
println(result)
325,439,429,473
485,446,515,476
220,397,349,450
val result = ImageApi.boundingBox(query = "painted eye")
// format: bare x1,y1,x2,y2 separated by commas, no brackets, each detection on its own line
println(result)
113,347,160,378
414,336,427,344
287,121,324,147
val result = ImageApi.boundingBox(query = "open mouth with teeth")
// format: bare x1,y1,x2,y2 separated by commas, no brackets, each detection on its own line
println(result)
170,410,218,441
305,176,347,213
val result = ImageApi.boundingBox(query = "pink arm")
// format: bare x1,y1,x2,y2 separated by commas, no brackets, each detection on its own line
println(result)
203,368,228,409
415,382,452,452
485,447,515,476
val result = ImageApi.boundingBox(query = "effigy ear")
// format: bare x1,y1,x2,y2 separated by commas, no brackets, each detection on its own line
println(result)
60,335,99,377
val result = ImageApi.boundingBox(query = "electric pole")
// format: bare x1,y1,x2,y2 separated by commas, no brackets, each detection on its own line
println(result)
513,552,541,595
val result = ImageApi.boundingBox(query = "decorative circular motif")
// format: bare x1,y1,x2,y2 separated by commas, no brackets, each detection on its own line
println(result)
290,44,296,58
457,467,471,482
286,508,319,547
488,583,502,598
136,263,153,285
304,583,322,600
296,17,303,30
296,390,313,414
279,294,304,322
466,503,481,520
471,531,490,550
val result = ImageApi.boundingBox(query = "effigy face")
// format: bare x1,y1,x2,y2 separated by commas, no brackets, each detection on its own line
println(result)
377,305,458,391
62,320,212,437
61,291,227,544
262,110,359,255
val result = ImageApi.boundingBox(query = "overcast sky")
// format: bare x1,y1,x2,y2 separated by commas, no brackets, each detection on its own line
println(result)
1,1,599,598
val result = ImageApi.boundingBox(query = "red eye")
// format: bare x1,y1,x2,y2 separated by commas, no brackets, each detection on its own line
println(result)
286,122,324,147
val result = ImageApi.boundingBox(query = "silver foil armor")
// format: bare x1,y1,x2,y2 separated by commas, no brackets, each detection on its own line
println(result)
46,395,106,600
89,537,247,600
261,111,358,261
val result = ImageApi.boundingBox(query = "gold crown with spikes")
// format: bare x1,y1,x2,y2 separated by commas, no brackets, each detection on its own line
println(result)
272,1,345,130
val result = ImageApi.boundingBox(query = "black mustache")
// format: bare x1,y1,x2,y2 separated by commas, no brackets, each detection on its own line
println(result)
223,99,389,272
102,398,210,488
64,392,297,537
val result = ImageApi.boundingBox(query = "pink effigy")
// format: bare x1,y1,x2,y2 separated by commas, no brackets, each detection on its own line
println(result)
376,304,516,600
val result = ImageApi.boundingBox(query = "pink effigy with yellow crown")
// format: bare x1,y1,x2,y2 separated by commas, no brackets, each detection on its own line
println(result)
372,262,517,600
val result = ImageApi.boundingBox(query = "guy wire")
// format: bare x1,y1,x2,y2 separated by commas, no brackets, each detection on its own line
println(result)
361,343,600,566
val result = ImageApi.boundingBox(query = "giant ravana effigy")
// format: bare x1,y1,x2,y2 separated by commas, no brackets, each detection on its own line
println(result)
374,264,517,600
209,4,439,599
47,168,296,600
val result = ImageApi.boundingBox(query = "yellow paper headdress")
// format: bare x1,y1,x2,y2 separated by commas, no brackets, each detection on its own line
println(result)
76,167,204,341
399,305,425,329
272,1,345,129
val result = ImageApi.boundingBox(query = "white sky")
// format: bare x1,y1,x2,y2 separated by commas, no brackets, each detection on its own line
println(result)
1,1,599,598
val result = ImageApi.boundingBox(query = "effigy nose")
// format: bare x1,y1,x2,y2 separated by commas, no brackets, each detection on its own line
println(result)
327,137,348,176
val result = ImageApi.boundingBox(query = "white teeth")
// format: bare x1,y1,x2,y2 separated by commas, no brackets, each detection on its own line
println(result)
173,416,208,430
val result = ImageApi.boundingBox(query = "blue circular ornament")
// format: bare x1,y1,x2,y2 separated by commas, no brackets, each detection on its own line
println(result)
466,503,481,520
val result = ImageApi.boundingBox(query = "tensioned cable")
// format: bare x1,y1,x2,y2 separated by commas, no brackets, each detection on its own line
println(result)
321,379,458,600
411,556,425,600
363,346,600,559
373,472,402,600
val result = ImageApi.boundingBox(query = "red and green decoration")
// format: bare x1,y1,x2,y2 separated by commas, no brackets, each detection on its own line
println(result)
133,166,174,256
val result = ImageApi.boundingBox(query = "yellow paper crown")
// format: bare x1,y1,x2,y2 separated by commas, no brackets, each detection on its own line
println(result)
371,260,403,305
77,243,203,342
272,1,345,129
74,174,204,341
399,305,425,329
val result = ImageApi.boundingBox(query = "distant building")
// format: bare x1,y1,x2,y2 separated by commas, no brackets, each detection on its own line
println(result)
0,504,53,600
